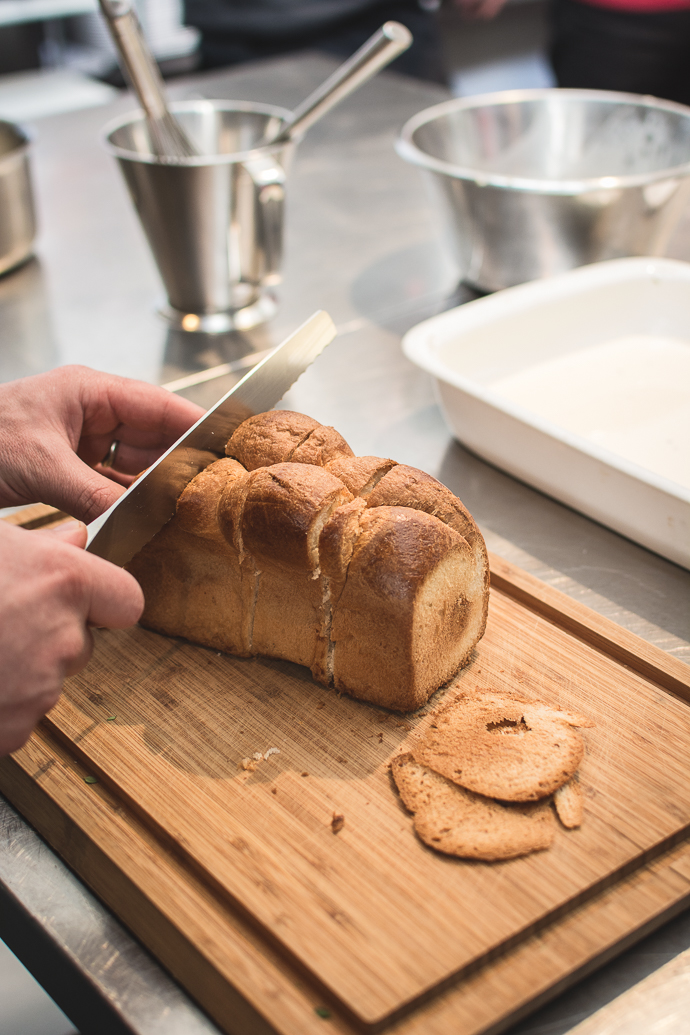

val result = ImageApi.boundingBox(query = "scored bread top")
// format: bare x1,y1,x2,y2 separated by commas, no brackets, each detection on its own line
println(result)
223,462,353,574
289,425,354,467
226,409,353,471
179,410,488,590
225,410,319,470
176,458,246,542
324,455,397,496
367,465,484,560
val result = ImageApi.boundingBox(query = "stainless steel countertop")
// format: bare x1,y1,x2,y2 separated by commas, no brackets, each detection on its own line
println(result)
1,54,689,1035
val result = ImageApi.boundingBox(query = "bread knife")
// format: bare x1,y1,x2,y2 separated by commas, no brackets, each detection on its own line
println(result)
86,310,336,567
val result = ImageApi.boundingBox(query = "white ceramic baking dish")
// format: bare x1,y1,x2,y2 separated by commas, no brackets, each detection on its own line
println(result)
402,257,690,569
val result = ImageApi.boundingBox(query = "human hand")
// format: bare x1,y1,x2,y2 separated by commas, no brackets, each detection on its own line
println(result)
0,518,143,756
453,0,507,19
0,365,203,522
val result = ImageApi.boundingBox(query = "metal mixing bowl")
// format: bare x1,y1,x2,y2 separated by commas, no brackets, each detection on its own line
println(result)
396,88,690,292
0,119,35,277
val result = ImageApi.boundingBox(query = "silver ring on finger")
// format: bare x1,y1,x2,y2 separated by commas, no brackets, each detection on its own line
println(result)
101,439,120,469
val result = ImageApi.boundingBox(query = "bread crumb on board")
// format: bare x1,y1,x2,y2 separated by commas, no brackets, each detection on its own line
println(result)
331,813,345,834
239,747,281,772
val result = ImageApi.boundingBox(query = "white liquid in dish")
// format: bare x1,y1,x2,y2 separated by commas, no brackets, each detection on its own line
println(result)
490,335,690,489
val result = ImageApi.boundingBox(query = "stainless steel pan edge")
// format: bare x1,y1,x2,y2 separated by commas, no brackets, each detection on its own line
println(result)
86,310,336,566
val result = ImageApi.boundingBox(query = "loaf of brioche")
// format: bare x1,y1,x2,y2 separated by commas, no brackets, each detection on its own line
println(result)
127,411,489,711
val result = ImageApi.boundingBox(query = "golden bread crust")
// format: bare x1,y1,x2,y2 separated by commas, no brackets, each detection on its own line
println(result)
289,425,354,467
241,463,353,573
342,506,464,602
367,465,489,648
127,524,250,655
554,777,584,828
177,458,246,542
128,410,490,710
319,497,367,586
324,455,396,495
330,507,474,710
367,465,481,549
226,410,319,470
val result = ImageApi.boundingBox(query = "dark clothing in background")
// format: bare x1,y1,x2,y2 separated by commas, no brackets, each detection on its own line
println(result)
551,0,690,106
184,0,445,82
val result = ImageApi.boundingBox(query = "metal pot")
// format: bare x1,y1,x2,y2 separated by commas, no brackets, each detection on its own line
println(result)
104,100,294,333
396,89,690,292
0,120,36,277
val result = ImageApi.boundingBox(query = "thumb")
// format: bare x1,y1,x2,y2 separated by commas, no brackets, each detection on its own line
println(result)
38,519,88,548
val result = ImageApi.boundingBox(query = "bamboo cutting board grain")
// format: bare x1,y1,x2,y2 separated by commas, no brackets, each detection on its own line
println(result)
2,525,690,1035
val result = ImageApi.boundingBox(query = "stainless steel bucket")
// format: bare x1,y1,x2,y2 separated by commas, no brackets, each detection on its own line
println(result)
396,89,690,292
0,120,36,277
104,99,294,332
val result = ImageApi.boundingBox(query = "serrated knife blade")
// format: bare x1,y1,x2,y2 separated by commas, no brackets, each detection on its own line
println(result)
86,310,336,567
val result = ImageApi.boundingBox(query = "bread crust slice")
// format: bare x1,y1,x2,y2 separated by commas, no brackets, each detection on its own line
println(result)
391,753,555,861
313,497,368,684
554,777,584,828
415,690,590,801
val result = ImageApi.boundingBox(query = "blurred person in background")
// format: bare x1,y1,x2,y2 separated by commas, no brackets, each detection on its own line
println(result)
455,0,690,106
183,0,447,82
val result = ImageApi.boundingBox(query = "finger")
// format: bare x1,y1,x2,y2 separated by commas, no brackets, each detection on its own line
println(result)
80,373,203,442
95,466,137,488
63,624,94,677
94,441,174,476
114,419,203,451
36,520,88,548
79,550,144,629
79,428,191,469
78,404,204,470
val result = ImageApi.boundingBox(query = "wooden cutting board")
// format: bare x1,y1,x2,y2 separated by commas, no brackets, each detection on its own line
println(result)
2,512,690,1035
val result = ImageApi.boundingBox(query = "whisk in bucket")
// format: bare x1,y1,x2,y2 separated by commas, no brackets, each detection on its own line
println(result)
97,0,197,161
